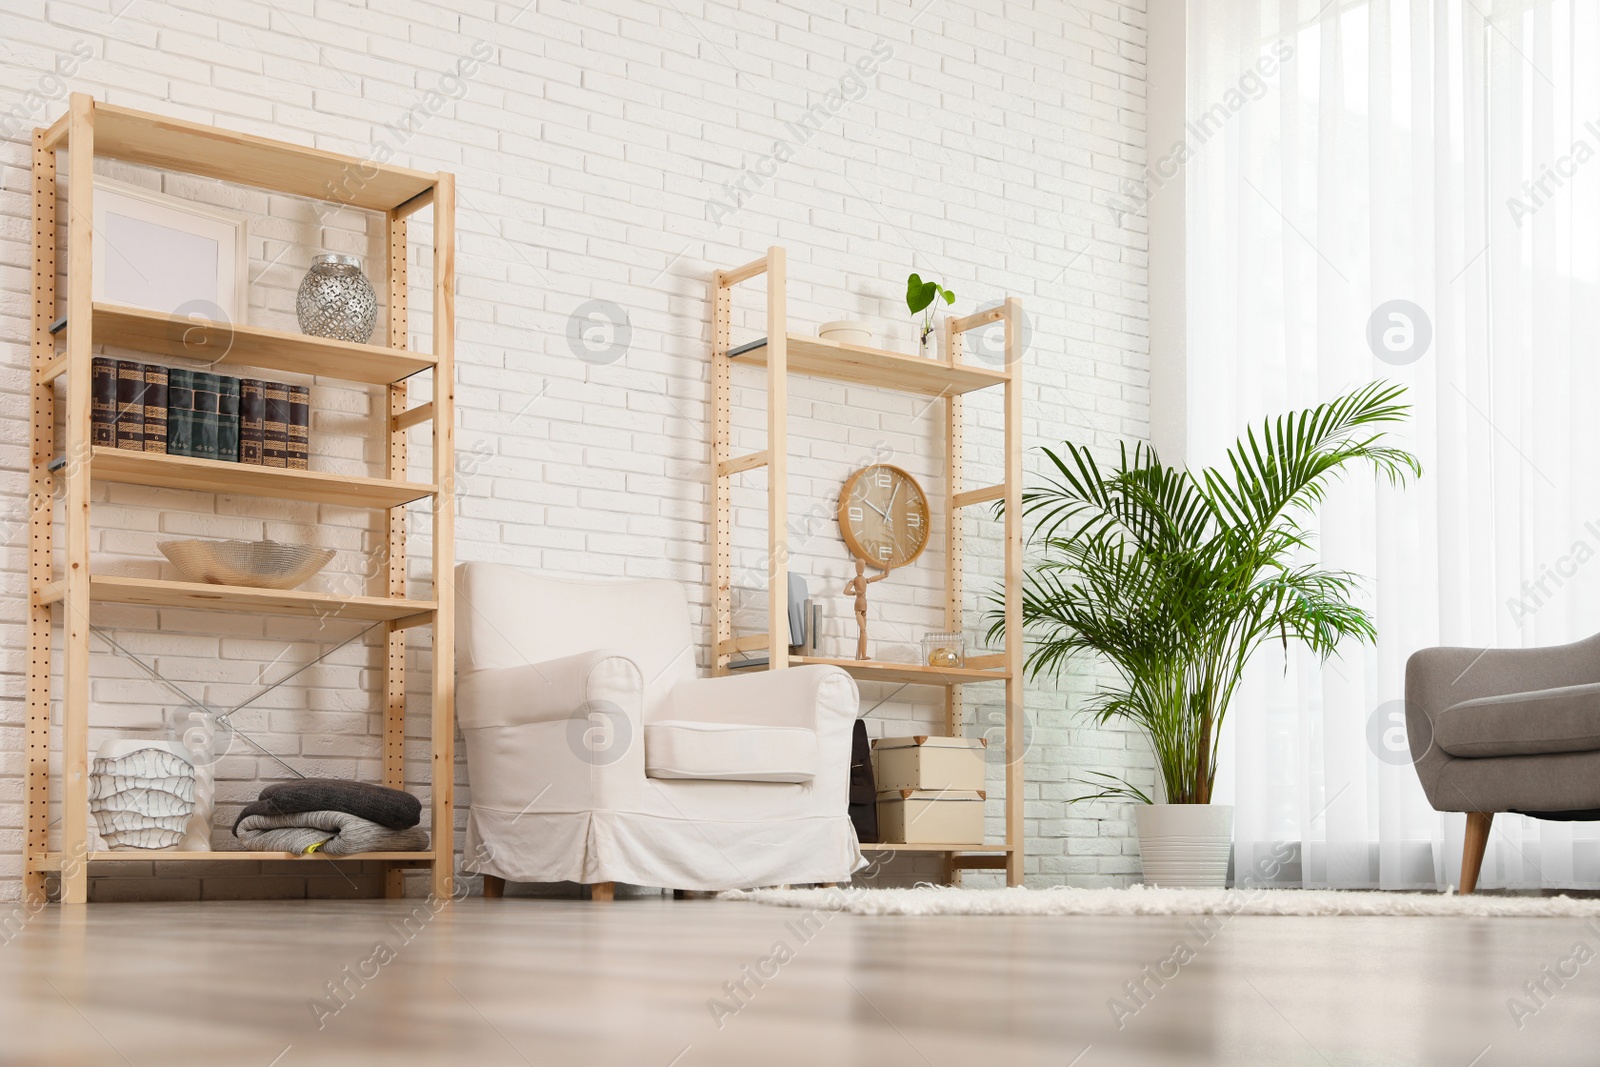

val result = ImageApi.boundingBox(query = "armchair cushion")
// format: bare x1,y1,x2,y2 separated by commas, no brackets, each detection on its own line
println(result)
1436,682,1600,758
663,664,860,730
644,721,818,783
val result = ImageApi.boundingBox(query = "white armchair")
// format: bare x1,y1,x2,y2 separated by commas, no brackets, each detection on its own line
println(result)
454,562,866,895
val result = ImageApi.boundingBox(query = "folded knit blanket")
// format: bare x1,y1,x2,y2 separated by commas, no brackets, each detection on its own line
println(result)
232,778,421,834
233,809,429,855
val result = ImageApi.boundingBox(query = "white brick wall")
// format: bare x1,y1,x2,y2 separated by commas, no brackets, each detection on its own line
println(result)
0,0,1151,900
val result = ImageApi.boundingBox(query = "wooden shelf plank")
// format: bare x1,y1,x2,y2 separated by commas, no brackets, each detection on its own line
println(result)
729,335,1009,396
88,446,436,508
88,102,437,213
33,850,435,869
788,656,1009,686
62,575,436,623
82,303,434,385
860,843,1010,852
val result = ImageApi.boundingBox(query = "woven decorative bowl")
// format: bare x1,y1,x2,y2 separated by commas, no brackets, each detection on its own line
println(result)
159,539,335,589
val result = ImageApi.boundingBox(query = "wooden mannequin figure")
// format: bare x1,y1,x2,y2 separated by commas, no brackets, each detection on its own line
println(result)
843,557,891,660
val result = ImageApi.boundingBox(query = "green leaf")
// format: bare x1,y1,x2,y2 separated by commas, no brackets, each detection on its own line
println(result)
940,287,955,305
906,273,936,314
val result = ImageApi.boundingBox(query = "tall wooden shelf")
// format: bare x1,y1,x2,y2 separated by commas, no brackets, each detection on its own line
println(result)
711,247,1025,887
27,94,457,905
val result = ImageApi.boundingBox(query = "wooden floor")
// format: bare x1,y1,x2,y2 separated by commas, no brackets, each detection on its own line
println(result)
0,897,1595,1065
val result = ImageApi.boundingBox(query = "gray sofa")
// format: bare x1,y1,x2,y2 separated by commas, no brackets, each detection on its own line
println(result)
1406,633,1600,894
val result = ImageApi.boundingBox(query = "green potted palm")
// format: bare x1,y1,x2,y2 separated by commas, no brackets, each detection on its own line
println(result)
996,383,1420,887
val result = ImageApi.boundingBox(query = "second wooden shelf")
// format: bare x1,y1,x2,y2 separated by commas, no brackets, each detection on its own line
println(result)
87,447,436,509
75,302,437,385
788,656,1010,686
39,575,435,624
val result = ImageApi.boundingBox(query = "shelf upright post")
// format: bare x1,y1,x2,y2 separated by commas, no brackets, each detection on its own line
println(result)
1002,297,1025,887
764,247,788,671
710,264,735,676
430,174,457,901
27,125,59,905
59,93,96,905
383,206,410,899
941,314,965,887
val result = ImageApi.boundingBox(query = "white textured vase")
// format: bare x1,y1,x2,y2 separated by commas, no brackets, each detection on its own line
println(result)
89,741,197,850
1135,804,1233,888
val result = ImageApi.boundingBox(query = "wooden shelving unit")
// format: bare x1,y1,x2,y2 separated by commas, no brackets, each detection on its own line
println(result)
28,94,457,905
711,247,1025,886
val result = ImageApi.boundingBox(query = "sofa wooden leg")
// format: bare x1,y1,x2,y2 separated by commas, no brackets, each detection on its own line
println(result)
482,875,504,899
590,881,615,902
1461,812,1494,895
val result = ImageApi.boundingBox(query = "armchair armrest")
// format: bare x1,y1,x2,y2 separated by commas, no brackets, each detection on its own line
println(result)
1407,634,1600,719
663,664,859,730
457,648,643,731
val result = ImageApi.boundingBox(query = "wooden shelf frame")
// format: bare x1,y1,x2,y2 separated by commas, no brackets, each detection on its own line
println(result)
711,247,1026,887
27,94,456,905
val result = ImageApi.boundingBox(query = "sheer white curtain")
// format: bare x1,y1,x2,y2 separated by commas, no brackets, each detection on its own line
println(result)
1190,0,1600,889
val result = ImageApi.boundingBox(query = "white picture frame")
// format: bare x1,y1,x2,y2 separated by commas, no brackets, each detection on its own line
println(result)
91,177,248,323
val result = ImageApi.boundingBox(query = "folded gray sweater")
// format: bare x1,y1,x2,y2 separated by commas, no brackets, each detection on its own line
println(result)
233,778,421,833
234,809,429,855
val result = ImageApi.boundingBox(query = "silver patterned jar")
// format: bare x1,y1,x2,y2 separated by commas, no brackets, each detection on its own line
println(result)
296,253,378,344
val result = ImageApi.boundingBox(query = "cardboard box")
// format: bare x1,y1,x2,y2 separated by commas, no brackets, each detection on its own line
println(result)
871,735,986,792
875,789,986,844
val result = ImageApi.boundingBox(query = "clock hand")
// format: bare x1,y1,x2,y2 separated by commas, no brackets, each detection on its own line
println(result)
861,497,890,519
883,483,901,520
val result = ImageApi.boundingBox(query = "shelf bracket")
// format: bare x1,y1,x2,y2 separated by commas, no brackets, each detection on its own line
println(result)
716,255,769,288
952,484,1004,509
393,401,434,431
949,306,1006,335
717,634,771,655
716,450,768,478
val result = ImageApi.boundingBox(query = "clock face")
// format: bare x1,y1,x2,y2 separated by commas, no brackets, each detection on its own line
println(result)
838,464,930,570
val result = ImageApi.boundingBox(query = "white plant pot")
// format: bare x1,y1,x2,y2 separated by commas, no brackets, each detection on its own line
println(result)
1135,803,1233,888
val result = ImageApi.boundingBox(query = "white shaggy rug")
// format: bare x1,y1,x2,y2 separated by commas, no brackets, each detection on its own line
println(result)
722,884,1600,918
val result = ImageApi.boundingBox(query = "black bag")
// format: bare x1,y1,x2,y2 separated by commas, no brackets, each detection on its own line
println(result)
848,718,878,843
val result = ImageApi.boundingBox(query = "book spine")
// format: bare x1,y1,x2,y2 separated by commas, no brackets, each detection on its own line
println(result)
263,381,289,468
217,376,241,463
166,369,194,458
142,364,168,454
115,360,145,451
239,379,266,465
287,385,309,471
91,357,117,448
191,372,220,462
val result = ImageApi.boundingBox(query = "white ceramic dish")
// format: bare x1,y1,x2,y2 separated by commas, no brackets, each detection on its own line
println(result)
818,320,872,345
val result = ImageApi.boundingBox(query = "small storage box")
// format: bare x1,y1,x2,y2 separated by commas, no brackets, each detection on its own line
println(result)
875,789,986,844
871,735,986,792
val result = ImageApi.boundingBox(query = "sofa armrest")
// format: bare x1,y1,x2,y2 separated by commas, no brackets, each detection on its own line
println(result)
663,664,859,731
457,648,643,731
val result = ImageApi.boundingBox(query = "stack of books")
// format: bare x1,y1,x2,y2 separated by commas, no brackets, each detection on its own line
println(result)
92,358,309,468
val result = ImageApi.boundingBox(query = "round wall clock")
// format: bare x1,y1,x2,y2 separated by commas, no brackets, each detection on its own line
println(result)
838,464,930,570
